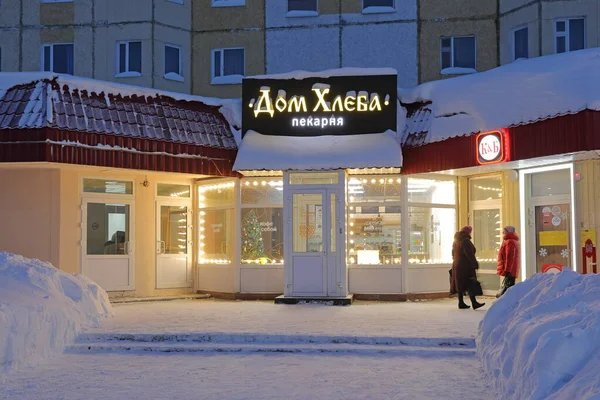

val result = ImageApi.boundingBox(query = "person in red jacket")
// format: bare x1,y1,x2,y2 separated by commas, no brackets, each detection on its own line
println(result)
496,226,519,297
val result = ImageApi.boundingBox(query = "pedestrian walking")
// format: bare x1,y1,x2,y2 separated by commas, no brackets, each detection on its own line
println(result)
451,226,486,310
496,225,519,298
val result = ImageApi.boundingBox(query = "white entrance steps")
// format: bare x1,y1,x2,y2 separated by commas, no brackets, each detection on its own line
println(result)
274,294,354,305
66,332,475,357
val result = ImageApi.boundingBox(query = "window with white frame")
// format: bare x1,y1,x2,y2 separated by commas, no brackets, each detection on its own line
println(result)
288,0,317,12
555,18,585,53
211,48,244,85
211,0,245,7
164,44,183,82
42,43,74,74
116,41,142,77
363,0,395,12
512,27,528,60
440,36,476,74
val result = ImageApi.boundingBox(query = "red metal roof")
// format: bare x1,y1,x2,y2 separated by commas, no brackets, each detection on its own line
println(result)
0,76,238,176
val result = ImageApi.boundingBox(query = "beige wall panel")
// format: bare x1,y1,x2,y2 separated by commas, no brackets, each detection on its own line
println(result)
40,2,74,26
501,171,520,235
0,0,21,26
0,31,20,72
0,168,60,268
193,0,264,31
40,28,74,44
420,0,496,20
541,0,599,55
94,0,152,24
153,25,192,94
321,0,341,15
458,176,469,229
419,19,497,83
60,166,197,296
341,0,362,14
156,0,191,29
74,27,94,78
574,160,600,273
192,30,264,98
93,23,152,87
21,30,41,71
499,5,539,64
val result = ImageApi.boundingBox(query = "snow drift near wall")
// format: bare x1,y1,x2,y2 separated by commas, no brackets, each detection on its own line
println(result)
0,252,112,373
477,271,600,400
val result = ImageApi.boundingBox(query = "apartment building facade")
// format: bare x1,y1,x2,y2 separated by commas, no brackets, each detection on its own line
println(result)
0,0,599,97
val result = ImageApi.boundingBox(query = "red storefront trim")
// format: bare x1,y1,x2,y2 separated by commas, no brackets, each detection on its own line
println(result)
402,110,600,174
0,128,239,177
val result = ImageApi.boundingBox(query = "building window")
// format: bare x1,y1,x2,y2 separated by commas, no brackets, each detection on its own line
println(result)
555,18,585,53
42,43,74,74
83,178,134,195
363,0,395,14
347,176,402,266
241,179,284,265
166,0,183,4
211,0,245,7
407,177,457,264
211,48,244,85
164,44,183,82
0,47,2,72
41,0,73,2
198,180,236,264
116,41,142,78
288,0,317,11
512,27,528,60
440,36,476,74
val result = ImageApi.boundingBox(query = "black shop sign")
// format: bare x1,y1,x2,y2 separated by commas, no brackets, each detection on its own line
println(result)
242,74,397,137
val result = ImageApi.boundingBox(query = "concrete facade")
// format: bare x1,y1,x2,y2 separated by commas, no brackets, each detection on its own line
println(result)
500,0,600,65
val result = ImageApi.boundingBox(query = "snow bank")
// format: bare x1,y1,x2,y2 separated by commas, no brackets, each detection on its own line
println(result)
477,271,600,400
246,67,398,81
0,252,112,373
399,48,600,144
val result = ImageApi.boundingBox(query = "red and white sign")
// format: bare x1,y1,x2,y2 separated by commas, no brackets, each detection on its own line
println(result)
542,264,563,274
476,131,505,165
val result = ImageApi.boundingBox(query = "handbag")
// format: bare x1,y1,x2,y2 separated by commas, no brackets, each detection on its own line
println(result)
496,273,516,298
469,278,483,297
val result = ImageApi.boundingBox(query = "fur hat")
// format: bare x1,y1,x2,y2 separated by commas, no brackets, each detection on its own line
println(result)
504,226,516,234
460,226,473,235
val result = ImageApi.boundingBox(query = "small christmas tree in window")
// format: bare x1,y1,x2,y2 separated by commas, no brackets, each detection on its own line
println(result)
242,209,265,261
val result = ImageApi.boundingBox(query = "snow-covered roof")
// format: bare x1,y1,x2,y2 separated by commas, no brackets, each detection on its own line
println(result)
400,48,600,146
0,72,236,150
246,67,398,81
233,130,402,172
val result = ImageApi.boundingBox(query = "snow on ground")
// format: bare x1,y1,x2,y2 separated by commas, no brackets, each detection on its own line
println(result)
0,252,112,373
1,298,494,399
477,271,600,400
399,48,600,144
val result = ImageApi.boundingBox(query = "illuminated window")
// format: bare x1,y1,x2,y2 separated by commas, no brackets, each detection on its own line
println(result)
554,18,585,53
407,177,456,264
440,36,476,73
347,176,402,266
211,48,245,85
198,180,236,264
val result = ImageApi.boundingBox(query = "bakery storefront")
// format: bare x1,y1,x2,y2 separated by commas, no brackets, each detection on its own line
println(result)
196,70,462,302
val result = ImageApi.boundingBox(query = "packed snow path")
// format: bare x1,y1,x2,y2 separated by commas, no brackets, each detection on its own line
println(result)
1,299,495,400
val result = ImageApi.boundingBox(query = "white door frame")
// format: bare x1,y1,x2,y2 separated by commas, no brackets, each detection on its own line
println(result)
283,171,346,298
81,195,135,291
519,163,577,280
155,199,193,289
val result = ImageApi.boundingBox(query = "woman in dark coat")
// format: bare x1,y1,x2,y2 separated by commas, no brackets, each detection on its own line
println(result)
451,226,485,310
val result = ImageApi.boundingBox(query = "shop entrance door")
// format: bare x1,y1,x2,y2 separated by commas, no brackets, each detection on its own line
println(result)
82,198,134,291
285,189,344,297
531,197,572,274
156,201,192,289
